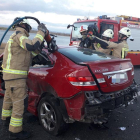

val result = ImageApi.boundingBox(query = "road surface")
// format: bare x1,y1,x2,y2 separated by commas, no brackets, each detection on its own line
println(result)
0,66,140,140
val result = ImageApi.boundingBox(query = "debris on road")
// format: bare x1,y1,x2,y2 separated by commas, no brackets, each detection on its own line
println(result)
118,127,126,131
75,138,80,140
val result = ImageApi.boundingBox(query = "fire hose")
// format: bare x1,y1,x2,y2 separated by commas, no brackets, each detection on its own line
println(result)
0,16,52,47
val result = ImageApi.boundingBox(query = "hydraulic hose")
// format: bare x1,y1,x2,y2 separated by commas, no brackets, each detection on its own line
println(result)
24,16,40,24
0,17,25,46
24,16,52,42
0,16,51,47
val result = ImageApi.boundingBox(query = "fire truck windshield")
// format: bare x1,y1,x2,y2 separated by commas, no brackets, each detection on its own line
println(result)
71,22,97,41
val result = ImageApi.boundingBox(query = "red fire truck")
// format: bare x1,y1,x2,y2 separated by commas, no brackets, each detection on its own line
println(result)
68,15,140,65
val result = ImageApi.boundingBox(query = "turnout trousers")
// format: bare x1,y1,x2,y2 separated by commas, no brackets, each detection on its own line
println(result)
1,79,27,133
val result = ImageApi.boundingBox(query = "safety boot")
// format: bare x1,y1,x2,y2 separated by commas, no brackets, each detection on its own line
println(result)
1,117,10,126
9,131,31,140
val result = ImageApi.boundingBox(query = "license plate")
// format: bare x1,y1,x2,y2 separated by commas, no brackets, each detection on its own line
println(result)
108,72,128,84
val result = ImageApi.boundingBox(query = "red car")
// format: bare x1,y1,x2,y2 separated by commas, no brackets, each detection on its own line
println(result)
0,46,138,135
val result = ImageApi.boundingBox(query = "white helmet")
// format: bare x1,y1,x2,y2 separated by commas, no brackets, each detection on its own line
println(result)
13,17,32,32
102,29,114,39
20,19,31,26
80,25,88,32
19,18,32,32
119,27,131,37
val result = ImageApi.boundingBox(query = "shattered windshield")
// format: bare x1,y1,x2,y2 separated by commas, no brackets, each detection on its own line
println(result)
71,22,97,41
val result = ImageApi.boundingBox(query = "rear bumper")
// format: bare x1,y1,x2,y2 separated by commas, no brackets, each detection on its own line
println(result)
64,83,138,123
85,83,137,110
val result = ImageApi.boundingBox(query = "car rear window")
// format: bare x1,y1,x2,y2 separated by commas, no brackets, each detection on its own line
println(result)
58,47,113,63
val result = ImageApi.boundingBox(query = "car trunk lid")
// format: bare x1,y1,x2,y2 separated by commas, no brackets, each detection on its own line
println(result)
79,59,134,93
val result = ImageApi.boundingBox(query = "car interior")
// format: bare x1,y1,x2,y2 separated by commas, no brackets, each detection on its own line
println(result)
32,50,52,67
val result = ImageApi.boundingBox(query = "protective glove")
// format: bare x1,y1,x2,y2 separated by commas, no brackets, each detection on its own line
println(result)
96,43,101,49
88,34,95,41
47,39,58,53
38,23,48,34
87,31,93,36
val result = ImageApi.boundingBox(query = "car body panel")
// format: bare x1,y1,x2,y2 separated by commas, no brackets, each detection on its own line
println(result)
0,47,136,122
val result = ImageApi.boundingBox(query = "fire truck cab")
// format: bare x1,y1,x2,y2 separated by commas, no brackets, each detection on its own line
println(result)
68,15,140,65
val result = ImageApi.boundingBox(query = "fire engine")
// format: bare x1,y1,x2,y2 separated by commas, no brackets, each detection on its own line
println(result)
68,15,140,65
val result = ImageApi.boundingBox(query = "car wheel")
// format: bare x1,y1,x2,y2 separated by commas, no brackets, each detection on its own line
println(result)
38,96,67,136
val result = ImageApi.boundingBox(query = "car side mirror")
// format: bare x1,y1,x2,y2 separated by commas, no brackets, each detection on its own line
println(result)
67,24,70,29
130,38,134,41
129,36,134,41
67,24,77,30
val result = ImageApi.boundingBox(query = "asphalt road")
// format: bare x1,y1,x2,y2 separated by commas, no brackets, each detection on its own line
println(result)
0,67,140,140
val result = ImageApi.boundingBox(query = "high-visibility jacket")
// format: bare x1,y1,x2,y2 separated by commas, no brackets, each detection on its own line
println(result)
94,43,112,55
2,27,45,80
94,37,129,58
107,40,129,58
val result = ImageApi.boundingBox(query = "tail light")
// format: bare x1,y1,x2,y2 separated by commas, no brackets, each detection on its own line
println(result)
96,74,108,88
67,74,107,91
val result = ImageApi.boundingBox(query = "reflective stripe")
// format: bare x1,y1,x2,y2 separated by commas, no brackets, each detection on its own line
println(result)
3,68,27,75
7,39,13,43
122,48,129,59
97,43,101,49
35,34,44,41
10,117,23,127
6,39,13,69
31,51,38,56
2,109,12,117
19,36,28,49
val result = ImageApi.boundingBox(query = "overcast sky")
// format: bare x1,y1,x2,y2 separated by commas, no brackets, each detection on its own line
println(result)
0,0,140,33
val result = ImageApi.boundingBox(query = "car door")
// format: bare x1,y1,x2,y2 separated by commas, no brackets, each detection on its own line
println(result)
27,50,54,95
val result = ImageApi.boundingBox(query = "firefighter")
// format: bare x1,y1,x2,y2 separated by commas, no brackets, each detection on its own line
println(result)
1,18,49,139
94,29,114,55
79,24,97,49
79,25,89,47
88,27,131,58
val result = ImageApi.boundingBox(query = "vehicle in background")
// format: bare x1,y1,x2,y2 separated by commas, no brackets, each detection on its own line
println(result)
67,15,140,65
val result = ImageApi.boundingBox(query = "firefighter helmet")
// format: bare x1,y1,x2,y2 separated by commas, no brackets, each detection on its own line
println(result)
119,27,131,38
13,18,32,32
88,24,98,33
20,19,31,26
19,19,32,32
80,25,88,32
102,29,114,39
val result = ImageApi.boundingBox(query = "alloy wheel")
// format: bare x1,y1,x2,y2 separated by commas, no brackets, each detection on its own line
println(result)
40,102,56,131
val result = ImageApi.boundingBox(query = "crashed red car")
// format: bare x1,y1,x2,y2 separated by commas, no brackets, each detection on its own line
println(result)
0,46,138,135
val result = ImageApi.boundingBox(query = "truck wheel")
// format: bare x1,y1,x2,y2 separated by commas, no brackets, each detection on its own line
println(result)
38,96,67,136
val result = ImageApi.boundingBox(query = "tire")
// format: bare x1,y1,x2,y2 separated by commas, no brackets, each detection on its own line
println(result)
38,96,67,136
